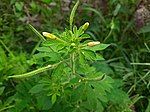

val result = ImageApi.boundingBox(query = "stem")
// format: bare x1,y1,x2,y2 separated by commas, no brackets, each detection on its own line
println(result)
0,39,14,57
103,28,113,42
103,18,114,42
71,53,76,75
30,40,42,57
144,43,150,53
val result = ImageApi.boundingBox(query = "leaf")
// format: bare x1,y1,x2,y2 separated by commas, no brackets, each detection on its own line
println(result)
81,49,96,61
15,2,24,11
146,99,150,112
79,34,91,40
138,24,150,34
51,94,57,104
33,52,61,61
79,51,86,64
0,86,5,95
37,95,52,110
37,47,52,52
15,99,28,111
86,86,97,109
83,44,110,52
96,101,104,112
95,54,105,60
52,63,64,76
29,84,45,94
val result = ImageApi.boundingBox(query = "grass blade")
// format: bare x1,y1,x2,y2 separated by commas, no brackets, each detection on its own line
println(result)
28,24,46,41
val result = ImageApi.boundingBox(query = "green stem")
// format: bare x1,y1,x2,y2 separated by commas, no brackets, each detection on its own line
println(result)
30,40,42,57
71,53,76,75
0,39,14,57
103,28,113,42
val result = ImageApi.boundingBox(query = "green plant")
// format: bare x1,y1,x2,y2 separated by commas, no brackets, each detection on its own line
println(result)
4,1,133,112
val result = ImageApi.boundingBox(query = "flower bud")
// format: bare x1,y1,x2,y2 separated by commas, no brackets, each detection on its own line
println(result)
42,32,57,40
82,22,89,31
87,41,100,47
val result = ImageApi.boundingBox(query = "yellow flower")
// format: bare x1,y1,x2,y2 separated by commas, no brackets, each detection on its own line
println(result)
87,41,100,47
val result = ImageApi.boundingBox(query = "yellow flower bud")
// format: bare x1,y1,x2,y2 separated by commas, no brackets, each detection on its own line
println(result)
87,41,100,47
82,22,89,31
42,32,57,40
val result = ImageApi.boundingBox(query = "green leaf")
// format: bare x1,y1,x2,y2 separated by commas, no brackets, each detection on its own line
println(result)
37,95,52,110
33,52,61,61
0,86,5,95
79,51,86,64
30,1,37,10
37,47,52,52
29,84,45,94
15,2,24,11
79,34,91,39
138,24,150,34
83,44,110,52
51,94,57,104
146,99,150,112
81,49,96,61
95,54,105,60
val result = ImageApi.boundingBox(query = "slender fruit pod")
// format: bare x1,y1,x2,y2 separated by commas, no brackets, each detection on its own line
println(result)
87,41,100,47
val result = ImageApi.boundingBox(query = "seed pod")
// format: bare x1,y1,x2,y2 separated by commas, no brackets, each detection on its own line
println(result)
42,32,58,40
82,22,89,31
87,41,100,47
